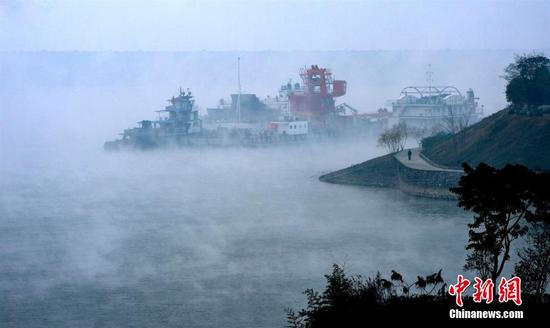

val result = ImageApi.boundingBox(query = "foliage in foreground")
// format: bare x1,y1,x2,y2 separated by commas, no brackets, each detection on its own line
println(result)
451,163,550,290
514,224,550,299
286,265,448,327
287,264,549,326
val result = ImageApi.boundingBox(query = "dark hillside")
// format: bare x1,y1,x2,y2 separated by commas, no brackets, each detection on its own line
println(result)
422,110,550,170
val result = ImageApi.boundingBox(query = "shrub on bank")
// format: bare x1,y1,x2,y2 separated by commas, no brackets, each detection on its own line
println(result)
287,264,548,326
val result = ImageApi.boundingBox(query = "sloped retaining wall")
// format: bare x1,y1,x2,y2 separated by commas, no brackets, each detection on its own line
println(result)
397,163,463,199
319,154,399,188
319,153,463,199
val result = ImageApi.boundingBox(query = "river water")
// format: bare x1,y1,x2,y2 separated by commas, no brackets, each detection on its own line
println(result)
0,139,472,327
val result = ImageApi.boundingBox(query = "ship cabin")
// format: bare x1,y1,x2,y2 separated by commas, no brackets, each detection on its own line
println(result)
156,89,202,134
267,120,308,136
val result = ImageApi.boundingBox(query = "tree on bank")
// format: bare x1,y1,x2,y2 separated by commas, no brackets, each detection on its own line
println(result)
514,224,550,300
377,123,408,153
451,163,550,290
441,106,471,135
504,54,550,114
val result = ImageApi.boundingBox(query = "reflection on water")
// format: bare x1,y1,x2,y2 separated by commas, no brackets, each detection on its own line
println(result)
0,141,470,327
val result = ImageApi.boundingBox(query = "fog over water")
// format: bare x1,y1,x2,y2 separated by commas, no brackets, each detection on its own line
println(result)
1,140,472,327
0,51,529,327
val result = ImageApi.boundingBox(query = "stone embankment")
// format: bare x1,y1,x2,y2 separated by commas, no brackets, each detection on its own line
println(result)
319,148,463,199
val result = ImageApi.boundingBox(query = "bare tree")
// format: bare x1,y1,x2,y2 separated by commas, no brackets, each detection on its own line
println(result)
441,107,472,135
377,123,408,153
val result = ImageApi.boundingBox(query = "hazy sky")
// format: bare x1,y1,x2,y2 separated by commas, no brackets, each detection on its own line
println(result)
1,0,549,51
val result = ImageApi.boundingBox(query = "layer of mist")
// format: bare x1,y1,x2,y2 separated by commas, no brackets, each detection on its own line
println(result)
2,49,538,150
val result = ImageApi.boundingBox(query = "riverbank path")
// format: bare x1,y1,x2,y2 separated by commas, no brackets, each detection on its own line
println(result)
394,148,463,172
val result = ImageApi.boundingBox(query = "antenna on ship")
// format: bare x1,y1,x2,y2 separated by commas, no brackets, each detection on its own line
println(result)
426,64,434,104
236,56,242,124
426,64,434,89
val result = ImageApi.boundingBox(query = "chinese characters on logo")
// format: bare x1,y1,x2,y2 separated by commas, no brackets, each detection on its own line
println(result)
449,275,522,307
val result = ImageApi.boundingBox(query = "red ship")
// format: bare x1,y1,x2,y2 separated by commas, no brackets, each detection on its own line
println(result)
288,65,347,119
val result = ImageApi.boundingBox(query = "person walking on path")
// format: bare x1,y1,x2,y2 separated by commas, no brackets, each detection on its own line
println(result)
407,149,412,161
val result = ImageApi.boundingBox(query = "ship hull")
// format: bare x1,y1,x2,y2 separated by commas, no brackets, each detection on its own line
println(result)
104,132,307,151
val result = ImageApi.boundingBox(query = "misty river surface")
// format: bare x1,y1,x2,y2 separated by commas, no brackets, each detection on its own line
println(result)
0,140,471,327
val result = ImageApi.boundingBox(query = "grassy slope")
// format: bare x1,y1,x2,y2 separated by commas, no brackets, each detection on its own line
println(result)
422,110,550,170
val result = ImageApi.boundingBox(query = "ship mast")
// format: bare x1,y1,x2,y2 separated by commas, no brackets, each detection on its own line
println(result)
236,57,242,124
426,64,434,104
